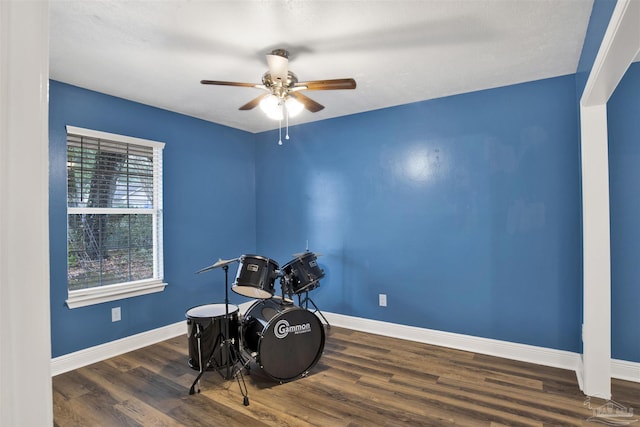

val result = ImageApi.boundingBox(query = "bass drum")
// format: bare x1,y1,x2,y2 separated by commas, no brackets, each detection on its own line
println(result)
242,298,325,382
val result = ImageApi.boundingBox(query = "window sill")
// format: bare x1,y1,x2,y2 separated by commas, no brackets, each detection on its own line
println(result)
66,279,167,309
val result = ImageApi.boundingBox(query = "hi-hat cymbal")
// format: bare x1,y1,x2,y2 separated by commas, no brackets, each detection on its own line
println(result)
196,257,239,274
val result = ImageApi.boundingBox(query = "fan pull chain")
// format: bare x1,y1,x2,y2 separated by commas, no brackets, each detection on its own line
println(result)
285,106,290,140
278,117,283,145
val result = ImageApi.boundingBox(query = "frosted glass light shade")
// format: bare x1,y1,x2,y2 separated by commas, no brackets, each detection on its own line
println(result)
285,97,304,117
259,95,283,120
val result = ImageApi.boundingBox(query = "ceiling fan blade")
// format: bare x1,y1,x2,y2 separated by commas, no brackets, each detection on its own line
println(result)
295,78,356,91
201,80,260,88
266,50,289,83
289,92,324,113
239,93,270,111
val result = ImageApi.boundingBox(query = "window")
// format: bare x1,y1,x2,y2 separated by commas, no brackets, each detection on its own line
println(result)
65,126,166,308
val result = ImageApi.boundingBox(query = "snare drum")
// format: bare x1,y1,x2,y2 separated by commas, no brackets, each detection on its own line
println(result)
242,298,325,382
282,252,325,295
186,304,239,371
232,254,279,299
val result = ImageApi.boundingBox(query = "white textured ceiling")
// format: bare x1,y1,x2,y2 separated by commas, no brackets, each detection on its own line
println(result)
50,0,595,133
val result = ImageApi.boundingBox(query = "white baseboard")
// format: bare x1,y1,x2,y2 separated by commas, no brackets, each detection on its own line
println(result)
51,310,640,385
612,358,640,383
322,312,640,384
51,321,186,376
322,312,582,372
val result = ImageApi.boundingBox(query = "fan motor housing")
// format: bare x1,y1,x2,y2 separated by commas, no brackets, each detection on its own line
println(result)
262,71,298,96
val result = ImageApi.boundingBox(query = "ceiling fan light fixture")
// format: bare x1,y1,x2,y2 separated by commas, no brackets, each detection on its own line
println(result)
200,48,356,143
259,94,283,120
285,96,304,118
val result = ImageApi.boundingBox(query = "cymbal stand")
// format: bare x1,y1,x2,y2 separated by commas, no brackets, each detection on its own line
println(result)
189,265,250,406
297,285,330,328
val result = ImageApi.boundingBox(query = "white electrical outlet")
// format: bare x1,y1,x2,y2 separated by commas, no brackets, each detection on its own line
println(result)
379,294,387,307
112,307,121,322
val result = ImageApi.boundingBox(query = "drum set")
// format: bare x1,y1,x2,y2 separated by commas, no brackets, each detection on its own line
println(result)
185,251,328,405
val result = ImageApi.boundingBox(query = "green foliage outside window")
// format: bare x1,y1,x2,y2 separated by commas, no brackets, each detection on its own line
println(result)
67,133,160,290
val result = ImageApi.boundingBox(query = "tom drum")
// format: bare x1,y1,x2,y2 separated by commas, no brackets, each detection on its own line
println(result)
232,254,279,299
282,252,325,295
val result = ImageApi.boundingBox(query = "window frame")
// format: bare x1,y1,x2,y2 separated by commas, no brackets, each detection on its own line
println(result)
65,125,167,309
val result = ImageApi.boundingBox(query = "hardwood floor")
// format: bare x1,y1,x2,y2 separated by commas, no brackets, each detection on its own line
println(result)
53,326,639,426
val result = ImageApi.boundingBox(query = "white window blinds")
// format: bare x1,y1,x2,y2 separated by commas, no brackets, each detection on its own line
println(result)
65,126,165,304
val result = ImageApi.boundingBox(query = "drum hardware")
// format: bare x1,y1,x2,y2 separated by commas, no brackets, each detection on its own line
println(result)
297,290,330,328
278,274,295,306
191,260,250,406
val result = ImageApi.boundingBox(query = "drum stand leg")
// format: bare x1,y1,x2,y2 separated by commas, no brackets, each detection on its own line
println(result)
226,339,250,406
189,328,224,395
298,291,331,329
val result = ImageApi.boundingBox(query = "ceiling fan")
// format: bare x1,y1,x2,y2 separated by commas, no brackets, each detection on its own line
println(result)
201,49,356,122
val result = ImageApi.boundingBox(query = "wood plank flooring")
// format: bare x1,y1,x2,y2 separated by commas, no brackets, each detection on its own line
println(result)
53,326,640,426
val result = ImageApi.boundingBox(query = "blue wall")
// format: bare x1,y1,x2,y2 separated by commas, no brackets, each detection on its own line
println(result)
255,75,583,352
49,81,257,357
608,62,640,363
50,67,639,362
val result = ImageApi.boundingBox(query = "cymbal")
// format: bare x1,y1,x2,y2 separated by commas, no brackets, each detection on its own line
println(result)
292,251,323,258
196,257,239,274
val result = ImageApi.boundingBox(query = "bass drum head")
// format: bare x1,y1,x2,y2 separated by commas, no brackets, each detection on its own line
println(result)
244,300,325,382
